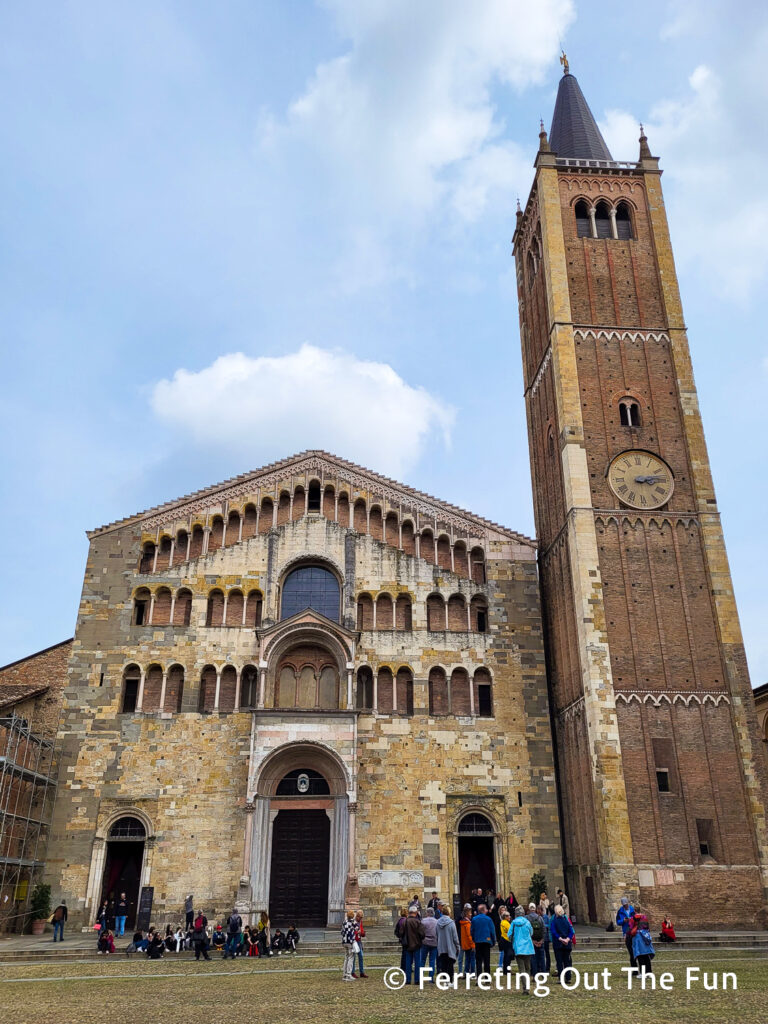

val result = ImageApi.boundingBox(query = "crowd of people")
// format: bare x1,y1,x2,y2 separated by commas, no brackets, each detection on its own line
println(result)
92,901,299,962
379,886,575,991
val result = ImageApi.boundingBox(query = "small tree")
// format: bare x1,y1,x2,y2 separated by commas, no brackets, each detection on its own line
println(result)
528,871,548,908
30,883,52,922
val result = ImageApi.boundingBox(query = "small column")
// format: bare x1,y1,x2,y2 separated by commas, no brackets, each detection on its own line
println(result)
444,601,449,631
168,539,175,568
185,531,192,560
348,800,357,883
151,544,159,574
242,599,248,627
222,593,229,627
372,600,377,630
214,669,222,711
415,533,421,559
272,496,278,527
373,671,378,713
258,666,267,709
234,669,242,712
136,668,146,712
398,522,402,549
242,803,255,875
467,603,472,631
305,487,309,515
469,675,475,717
169,594,176,626
203,527,210,555
346,667,354,710
392,673,398,713
289,492,294,519
609,206,618,239
589,206,597,238
450,542,455,573
238,515,244,543
148,593,156,626
334,493,339,521
159,669,168,713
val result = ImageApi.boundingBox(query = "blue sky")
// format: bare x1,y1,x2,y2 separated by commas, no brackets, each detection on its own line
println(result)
2,0,767,684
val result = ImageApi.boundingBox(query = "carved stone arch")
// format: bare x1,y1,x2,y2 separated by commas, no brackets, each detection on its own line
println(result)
263,624,351,676
452,804,502,835
96,805,155,841
277,552,345,588
255,741,350,798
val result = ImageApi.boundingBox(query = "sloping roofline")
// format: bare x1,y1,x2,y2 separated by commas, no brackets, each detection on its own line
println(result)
87,450,535,547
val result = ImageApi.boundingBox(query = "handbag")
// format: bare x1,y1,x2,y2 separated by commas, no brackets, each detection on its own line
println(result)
352,940,361,953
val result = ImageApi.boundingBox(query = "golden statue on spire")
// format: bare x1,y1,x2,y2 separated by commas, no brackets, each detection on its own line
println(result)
560,50,569,75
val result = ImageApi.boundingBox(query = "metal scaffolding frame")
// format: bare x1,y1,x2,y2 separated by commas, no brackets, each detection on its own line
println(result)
0,710,58,932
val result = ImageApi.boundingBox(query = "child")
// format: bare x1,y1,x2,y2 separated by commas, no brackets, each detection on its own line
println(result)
271,928,287,954
212,924,225,951
632,913,655,974
286,924,300,952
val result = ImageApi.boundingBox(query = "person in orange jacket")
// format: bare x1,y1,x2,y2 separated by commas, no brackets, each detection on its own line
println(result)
458,903,476,976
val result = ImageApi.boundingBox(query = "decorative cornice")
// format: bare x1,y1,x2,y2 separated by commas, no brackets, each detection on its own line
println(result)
89,450,535,548
573,328,670,345
527,346,552,396
616,691,731,707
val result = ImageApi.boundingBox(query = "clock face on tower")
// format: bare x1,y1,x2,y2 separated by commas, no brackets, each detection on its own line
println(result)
607,450,674,510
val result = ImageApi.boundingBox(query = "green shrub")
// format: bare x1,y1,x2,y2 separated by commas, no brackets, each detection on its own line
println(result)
30,883,51,921
528,871,548,908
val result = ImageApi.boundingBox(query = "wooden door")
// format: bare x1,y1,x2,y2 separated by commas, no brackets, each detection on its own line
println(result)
269,809,330,927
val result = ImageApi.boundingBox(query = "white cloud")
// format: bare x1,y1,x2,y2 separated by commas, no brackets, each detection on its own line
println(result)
600,63,768,302
256,0,574,286
151,344,454,479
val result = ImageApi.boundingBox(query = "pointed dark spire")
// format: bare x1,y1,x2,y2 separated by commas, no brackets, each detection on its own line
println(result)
549,67,613,161
638,124,653,161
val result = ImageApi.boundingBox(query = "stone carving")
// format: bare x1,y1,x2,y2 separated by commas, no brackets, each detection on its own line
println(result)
358,870,424,888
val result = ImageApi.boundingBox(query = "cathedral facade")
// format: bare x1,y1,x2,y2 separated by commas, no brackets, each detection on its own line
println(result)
43,68,768,931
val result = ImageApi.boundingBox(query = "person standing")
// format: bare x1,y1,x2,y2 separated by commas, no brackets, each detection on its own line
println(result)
115,892,128,938
184,894,194,930
420,907,439,981
427,891,440,912
632,913,655,975
403,907,426,984
470,888,484,915
506,890,518,913
192,912,210,961
616,896,637,968
52,900,67,942
509,906,534,993
352,911,368,978
341,910,357,981
436,905,461,980
469,903,496,978
550,905,575,980
498,908,512,973
526,903,547,977
223,907,242,960
394,907,408,971
458,904,475,977
556,888,570,919
537,897,552,974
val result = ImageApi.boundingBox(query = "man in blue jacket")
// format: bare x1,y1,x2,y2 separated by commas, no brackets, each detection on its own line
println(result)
469,903,496,977
616,897,636,968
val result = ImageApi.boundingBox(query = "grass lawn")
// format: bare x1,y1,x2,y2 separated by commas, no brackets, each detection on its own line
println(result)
0,948,765,1023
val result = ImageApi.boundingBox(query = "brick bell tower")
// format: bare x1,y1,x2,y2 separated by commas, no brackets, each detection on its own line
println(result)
513,58,768,927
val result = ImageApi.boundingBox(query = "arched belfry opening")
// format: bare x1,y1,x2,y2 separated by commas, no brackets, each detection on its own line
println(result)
248,742,351,928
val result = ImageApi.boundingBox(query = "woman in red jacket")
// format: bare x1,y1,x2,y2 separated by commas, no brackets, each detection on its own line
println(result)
352,910,368,978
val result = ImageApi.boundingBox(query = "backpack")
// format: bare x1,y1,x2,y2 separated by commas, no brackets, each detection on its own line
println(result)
229,913,242,933
531,916,545,942
193,915,205,935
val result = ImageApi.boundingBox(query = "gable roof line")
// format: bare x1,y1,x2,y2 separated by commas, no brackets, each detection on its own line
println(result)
0,638,74,674
87,450,535,547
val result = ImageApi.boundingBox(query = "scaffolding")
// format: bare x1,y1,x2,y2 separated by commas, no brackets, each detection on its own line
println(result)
0,711,58,932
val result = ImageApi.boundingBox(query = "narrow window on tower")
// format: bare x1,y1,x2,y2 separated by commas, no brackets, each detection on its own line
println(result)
696,818,715,860
652,737,676,794
594,200,612,238
619,399,642,427
615,201,634,240
575,199,591,238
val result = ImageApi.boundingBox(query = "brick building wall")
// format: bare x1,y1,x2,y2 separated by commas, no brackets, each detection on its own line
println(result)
514,123,768,926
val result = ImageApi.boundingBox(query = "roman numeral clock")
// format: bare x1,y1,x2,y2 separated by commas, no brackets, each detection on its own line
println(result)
607,451,674,510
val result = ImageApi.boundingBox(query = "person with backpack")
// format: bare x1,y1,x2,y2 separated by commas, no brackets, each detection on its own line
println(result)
223,907,242,960
52,900,67,942
527,902,547,976
192,911,211,961
616,896,637,968
550,905,575,980
509,906,535,993
631,912,655,974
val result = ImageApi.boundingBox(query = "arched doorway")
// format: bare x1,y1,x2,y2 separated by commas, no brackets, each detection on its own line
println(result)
269,770,331,926
457,812,497,901
250,744,350,928
100,816,146,928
